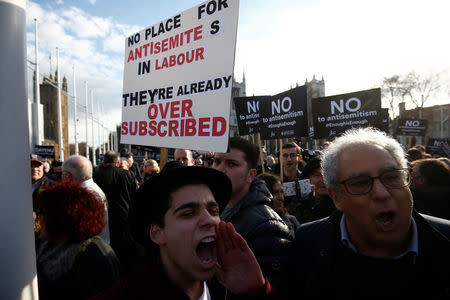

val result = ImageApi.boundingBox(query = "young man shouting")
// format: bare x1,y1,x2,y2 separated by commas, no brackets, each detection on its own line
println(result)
93,166,266,299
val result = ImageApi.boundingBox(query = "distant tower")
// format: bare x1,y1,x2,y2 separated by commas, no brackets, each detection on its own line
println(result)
229,72,247,137
40,71,69,160
306,75,326,133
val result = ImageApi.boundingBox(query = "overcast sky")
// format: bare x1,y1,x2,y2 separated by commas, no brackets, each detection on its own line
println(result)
25,0,450,143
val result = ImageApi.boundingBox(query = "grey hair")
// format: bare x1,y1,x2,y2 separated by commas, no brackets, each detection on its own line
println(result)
62,155,93,181
320,127,407,192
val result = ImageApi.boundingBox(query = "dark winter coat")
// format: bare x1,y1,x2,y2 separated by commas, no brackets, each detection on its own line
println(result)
36,236,120,300
412,185,450,220
220,178,293,288
93,164,142,273
281,210,450,299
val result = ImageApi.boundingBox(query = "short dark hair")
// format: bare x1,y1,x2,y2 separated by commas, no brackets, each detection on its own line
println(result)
407,148,423,162
257,173,281,194
282,142,302,154
228,137,259,169
121,152,133,159
103,151,119,164
301,156,322,179
130,166,231,249
411,158,450,186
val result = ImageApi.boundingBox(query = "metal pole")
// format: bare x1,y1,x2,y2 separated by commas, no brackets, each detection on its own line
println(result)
91,90,96,166
85,81,89,160
73,66,78,155
33,18,42,147
114,129,118,152
97,99,102,155
56,47,64,160
101,101,108,152
0,1,39,298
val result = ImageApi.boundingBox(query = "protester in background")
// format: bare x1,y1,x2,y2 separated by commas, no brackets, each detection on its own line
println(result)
266,155,276,166
119,157,130,170
31,155,53,201
287,156,336,224
120,149,142,183
142,159,160,183
43,161,50,174
195,157,204,166
213,137,292,288
273,142,306,217
139,160,145,174
257,173,300,236
257,146,272,175
62,155,110,243
174,148,195,166
407,148,423,162
280,127,450,298
35,182,120,300
46,160,63,181
95,166,266,299
93,151,142,274
281,142,303,181
410,158,450,220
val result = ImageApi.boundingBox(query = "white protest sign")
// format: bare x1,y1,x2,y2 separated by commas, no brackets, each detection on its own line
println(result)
121,0,239,152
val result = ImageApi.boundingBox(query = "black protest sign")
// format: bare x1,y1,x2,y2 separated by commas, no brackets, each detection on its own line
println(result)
233,96,270,136
312,88,382,139
395,119,428,136
34,145,55,158
260,86,308,140
426,138,449,157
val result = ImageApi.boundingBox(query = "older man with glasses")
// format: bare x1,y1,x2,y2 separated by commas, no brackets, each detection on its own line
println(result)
278,127,450,299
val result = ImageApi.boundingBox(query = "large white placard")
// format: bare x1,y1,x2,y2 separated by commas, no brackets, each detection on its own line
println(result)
121,0,239,152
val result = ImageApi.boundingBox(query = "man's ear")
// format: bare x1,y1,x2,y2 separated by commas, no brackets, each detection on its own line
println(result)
247,168,257,184
328,188,342,211
150,224,165,246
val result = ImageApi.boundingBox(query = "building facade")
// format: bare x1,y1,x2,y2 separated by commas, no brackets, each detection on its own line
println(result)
39,72,69,160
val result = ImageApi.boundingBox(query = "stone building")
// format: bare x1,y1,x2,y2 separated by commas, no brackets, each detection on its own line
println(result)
229,72,246,137
39,72,69,160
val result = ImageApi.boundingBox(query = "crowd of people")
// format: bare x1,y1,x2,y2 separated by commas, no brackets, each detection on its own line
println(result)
30,127,449,299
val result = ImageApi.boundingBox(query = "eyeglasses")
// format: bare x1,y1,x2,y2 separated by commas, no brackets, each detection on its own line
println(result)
339,169,410,195
282,153,299,159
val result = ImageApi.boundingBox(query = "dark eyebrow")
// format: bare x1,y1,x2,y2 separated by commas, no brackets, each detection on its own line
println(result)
173,202,200,214
172,201,218,215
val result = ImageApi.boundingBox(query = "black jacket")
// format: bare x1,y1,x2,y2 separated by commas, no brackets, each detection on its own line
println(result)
412,185,450,220
93,165,137,222
220,178,293,287
282,210,450,299
37,236,120,300
93,164,140,273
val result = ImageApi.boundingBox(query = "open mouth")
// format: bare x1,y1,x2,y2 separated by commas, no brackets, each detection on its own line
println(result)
375,211,395,231
196,236,217,266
